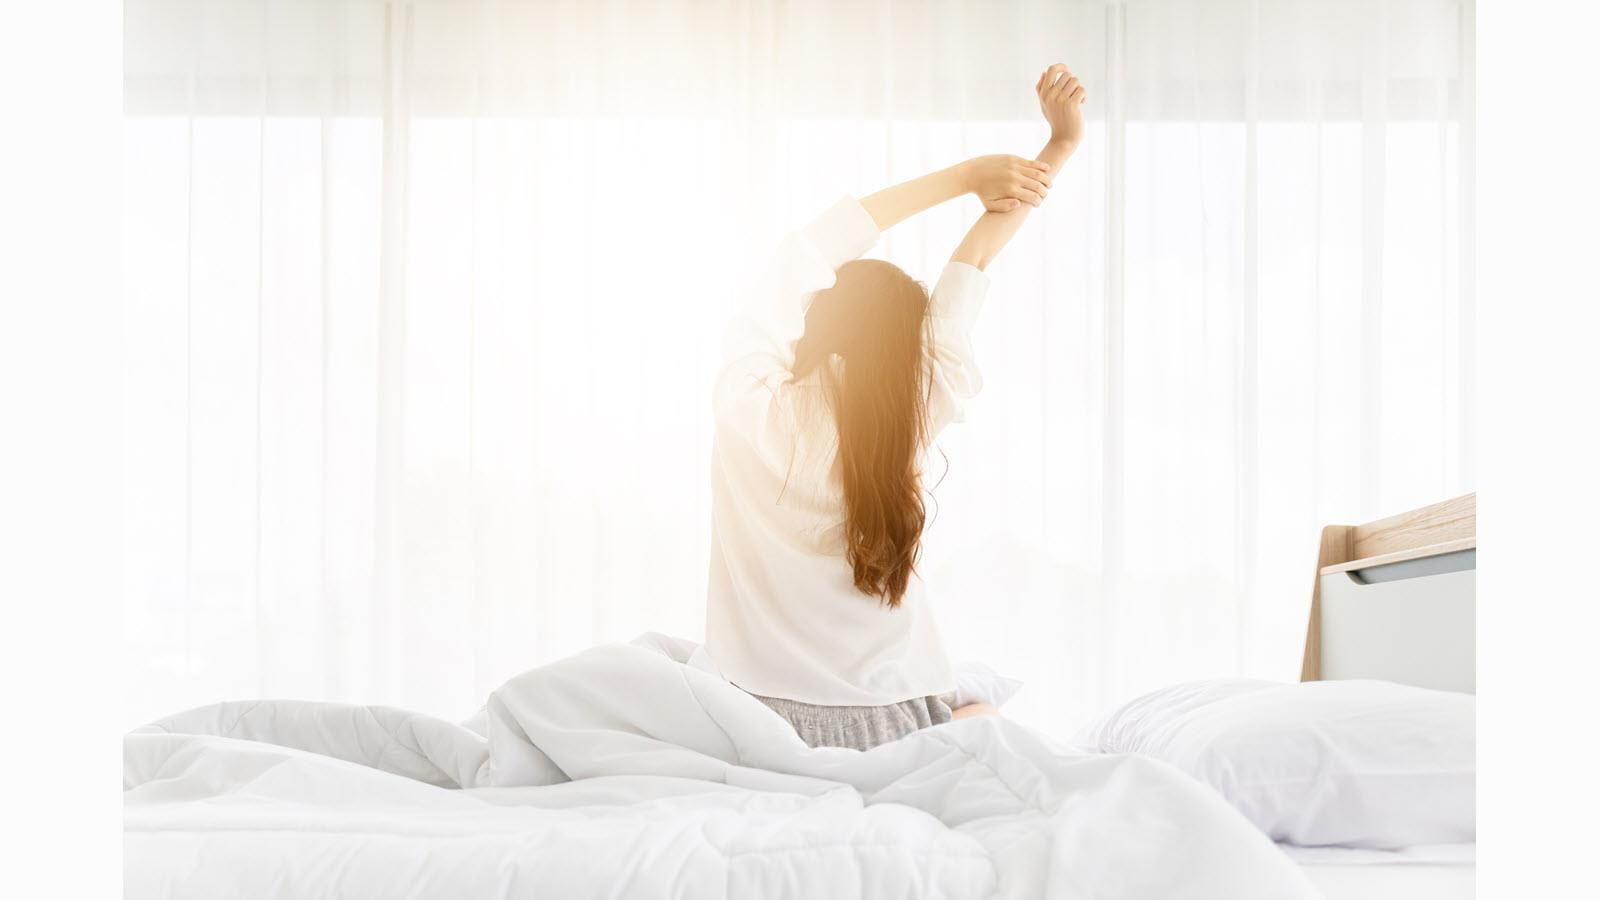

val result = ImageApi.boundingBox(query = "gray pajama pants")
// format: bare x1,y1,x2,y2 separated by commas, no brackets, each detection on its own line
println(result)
748,691,954,751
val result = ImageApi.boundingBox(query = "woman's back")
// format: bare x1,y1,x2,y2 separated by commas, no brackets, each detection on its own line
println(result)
702,197,989,707
703,63,1084,742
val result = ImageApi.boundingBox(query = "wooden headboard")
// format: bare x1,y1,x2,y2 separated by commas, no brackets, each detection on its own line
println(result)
1301,493,1477,681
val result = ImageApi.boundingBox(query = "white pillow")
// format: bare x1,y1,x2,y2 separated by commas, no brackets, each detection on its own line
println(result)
1073,678,1474,849
949,661,1024,710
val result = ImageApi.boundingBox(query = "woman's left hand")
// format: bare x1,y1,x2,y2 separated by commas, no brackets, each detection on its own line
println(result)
962,154,1052,213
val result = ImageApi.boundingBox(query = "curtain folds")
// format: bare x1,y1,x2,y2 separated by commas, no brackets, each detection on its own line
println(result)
122,0,1473,736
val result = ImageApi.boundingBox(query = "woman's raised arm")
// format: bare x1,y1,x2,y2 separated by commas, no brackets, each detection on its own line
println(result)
859,154,1054,232
951,64,1087,270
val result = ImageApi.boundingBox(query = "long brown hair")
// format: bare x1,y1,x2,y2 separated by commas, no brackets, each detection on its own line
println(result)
790,259,931,609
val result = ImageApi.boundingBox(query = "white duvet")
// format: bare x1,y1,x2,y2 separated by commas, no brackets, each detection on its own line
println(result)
125,635,1317,899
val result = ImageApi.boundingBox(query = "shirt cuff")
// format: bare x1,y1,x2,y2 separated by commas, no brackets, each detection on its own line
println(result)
802,196,882,270
929,260,989,330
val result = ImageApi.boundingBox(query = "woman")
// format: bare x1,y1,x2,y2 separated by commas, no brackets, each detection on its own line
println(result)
705,65,1087,750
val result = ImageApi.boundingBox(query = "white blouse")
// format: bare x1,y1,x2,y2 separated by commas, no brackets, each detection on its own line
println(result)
703,196,990,707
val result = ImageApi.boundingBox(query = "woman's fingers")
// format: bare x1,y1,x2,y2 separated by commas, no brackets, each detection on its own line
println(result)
1009,156,1053,185
1070,86,1086,103
1014,183,1046,206
1005,157,1052,186
1040,63,1068,94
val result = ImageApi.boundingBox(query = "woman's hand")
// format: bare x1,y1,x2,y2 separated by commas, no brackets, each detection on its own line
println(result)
962,154,1053,213
1037,63,1087,147
949,72,1084,270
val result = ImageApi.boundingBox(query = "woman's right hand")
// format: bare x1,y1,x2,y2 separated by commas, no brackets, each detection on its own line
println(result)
1037,63,1087,147
962,154,1053,213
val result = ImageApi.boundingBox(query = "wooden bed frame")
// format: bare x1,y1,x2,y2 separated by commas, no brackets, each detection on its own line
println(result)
1300,493,1477,681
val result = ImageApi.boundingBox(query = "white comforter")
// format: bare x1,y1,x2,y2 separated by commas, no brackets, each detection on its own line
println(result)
125,635,1317,899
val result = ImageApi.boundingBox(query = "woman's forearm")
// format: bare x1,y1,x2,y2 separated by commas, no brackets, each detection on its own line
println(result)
859,164,969,232
951,138,1077,270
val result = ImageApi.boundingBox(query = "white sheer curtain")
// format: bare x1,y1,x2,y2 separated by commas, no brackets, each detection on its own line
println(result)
122,0,1473,736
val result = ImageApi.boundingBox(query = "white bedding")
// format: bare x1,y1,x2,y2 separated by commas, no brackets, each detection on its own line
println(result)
1298,865,1474,900
1286,845,1475,900
1073,678,1476,849
126,636,1321,899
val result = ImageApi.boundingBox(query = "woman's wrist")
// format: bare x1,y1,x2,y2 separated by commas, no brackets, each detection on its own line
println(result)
1044,136,1079,159
953,159,980,196
1035,137,1079,175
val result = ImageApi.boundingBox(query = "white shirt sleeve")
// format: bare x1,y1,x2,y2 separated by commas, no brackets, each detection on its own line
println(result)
923,260,990,438
713,197,881,438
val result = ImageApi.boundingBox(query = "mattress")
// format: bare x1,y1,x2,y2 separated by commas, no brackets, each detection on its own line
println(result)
1284,844,1475,900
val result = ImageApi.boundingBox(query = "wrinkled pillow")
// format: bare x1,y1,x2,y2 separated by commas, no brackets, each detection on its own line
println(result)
949,661,1024,710
1073,678,1474,849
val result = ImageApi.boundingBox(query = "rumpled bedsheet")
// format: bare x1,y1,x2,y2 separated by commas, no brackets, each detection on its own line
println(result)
125,634,1316,899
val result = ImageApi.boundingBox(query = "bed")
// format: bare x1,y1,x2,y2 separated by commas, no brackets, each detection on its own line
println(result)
1295,853,1475,900
1292,492,1477,898
124,497,1475,899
